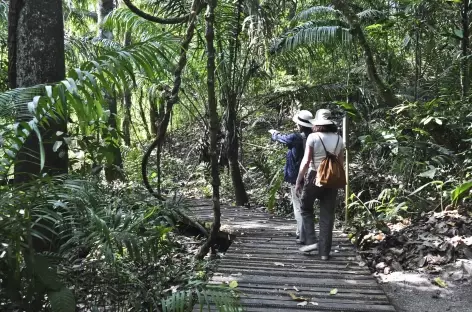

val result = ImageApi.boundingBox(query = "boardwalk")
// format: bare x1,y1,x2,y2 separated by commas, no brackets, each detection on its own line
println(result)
187,199,396,312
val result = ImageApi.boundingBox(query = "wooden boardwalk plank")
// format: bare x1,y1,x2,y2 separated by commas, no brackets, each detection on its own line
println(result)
186,199,396,312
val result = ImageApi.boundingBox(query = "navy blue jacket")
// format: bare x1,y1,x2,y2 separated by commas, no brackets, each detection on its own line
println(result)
271,132,305,184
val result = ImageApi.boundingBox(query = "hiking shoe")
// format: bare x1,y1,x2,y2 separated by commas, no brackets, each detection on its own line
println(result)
296,239,305,245
299,243,318,252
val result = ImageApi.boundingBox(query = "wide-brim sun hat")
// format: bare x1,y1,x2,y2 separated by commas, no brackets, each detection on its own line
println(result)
310,109,335,126
292,110,314,128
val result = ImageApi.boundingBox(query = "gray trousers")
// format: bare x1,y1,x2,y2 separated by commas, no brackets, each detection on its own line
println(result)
300,171,338,256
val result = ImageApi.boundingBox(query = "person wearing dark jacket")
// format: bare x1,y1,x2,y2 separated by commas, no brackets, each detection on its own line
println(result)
269,110,314,242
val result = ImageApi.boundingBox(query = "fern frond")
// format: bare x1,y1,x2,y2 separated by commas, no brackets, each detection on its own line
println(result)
162,285,243,312
293,5,340,22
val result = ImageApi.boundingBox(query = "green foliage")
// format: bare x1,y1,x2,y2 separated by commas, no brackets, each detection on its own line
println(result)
48,288,76,312
161,284,243,312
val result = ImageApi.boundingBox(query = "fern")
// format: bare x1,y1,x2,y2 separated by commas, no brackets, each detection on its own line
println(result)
162,285,243,312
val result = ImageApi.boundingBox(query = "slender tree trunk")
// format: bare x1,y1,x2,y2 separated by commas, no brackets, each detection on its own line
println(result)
149,95,158,137
9,0,68,183
333,0,398,106
122,32,132,146
196,0,220,260
137,89,151,140
227,95,248,205
461,0,470,99
98,0,124,181
225,0,248,206
123,92,132,146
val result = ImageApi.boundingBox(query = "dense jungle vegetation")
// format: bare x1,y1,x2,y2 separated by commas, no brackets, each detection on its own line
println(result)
0,0,471,311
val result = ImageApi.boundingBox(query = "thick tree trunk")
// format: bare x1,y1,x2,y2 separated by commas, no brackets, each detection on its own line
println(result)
8,0,67,254
332,0,398,106
9,0,68,183
196,0,220,260
461,0,470,99
98,0,124,181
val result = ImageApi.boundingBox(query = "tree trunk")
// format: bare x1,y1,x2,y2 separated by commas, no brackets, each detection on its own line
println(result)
224,0,248,206
227,95,248,205
196,0,220,260
9,0,68,183
122,91,132,146
149,95,158,137
98,0,124,181
8,0,67,254
461,0,470,99
138,89,151,140
122,32,132,146
332,0,398,106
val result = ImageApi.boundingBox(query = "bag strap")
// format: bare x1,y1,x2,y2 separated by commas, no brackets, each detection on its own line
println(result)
317,134,340,156
312,134,342,169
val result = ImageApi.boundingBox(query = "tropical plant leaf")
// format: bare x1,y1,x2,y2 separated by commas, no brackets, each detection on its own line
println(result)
48,287,76,312
451,181,472,204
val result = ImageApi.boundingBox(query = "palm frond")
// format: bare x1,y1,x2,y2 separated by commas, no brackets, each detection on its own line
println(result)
0,38,175,179
272,22,351,54
293,5,340,22
105,7,181,43
357,9,386,21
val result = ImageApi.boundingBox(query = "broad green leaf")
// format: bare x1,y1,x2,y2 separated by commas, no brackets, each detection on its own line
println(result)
330,288,338,295
48,287,76,312
451,181,472,203
229,280,238,288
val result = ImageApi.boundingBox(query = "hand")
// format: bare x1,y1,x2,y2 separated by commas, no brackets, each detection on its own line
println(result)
268,129,278,135
295,181,303,196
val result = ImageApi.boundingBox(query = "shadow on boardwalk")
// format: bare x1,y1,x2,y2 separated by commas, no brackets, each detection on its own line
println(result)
187,198,397,312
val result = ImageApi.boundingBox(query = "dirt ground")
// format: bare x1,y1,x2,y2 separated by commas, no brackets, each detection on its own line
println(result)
377,266,472,312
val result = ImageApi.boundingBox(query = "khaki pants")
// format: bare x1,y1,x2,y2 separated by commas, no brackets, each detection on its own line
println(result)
290,184,302,236
300,171,338,256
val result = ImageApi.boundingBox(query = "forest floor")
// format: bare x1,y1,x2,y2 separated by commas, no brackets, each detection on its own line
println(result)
358,209,472,312
378,270,472,312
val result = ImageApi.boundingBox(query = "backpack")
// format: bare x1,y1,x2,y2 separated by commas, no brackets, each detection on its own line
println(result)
314,134,346,189
293,133,307,169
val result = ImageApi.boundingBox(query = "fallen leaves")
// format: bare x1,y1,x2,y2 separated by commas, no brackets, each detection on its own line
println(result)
274,262,285,267
360,210,472,273
288,292,307,301
330,288,338,295
229,280,238,288
433,277,447,288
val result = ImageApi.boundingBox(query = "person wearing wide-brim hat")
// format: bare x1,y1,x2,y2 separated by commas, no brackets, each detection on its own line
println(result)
269,110,314,241
295,109,345,260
